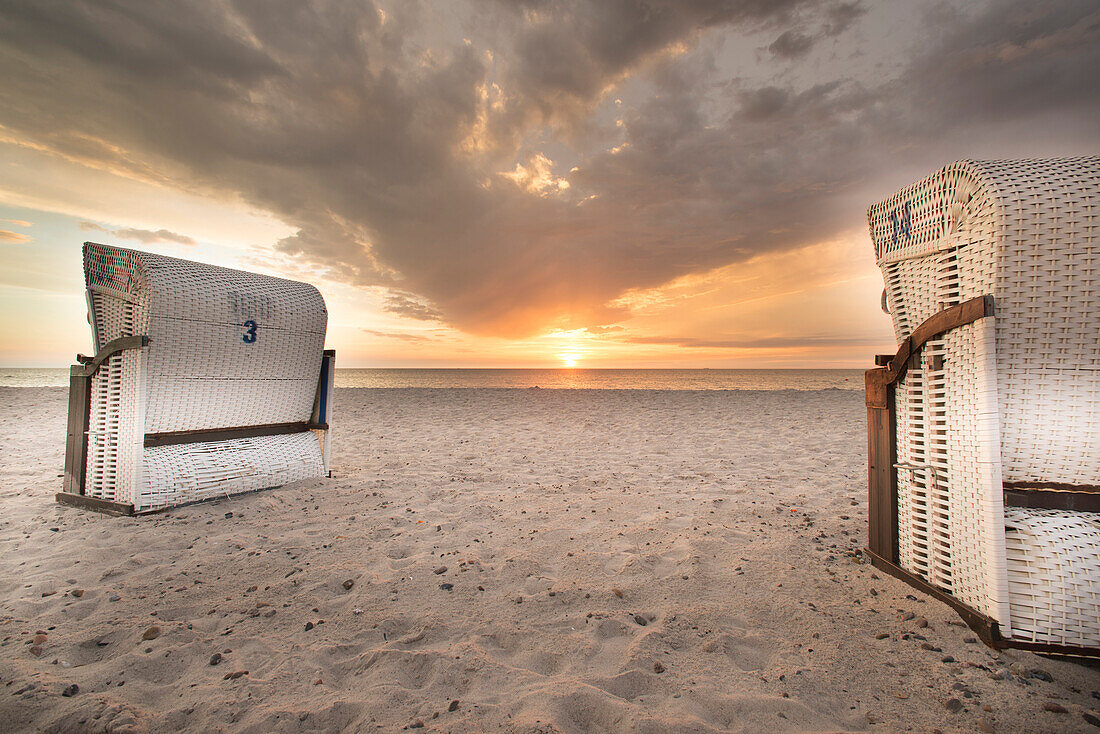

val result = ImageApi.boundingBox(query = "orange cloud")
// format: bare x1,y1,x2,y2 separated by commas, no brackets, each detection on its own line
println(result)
0,229,30,243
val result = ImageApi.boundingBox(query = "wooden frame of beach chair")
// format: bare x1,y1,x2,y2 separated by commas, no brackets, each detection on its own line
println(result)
863,158,1100,658
59,243,335,515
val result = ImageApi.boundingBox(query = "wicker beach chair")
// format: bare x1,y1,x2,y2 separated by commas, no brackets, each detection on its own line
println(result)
60,243,335,514
864,157,1099,656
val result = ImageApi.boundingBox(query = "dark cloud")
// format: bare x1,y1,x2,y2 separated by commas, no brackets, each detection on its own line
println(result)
79,222,196,246
0,0,1097,339
769,29,814,58
494,0,810,121
766,1,864,57
900,2,1100,132
822,1,865,37
383,293,443,322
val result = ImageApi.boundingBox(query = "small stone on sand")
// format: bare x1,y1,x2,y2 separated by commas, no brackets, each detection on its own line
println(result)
141,626,160,641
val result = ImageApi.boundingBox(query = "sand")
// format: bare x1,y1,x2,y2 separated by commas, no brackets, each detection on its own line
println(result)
1,386,1097,733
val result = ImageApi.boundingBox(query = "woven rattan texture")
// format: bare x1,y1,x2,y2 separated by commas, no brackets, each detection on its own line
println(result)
869,157,1100,486
81,243,328,509
869,157,1098,643
85,293,146,505
139,433,324,511
1004,508,1100,647
84,242,327,433
894,325,1010,623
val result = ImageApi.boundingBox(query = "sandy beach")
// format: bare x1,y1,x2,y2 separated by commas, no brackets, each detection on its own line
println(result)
1,386,1097,733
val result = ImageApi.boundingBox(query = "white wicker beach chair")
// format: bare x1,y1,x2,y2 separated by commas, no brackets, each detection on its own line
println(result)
864,157,1100,655
61,243,335,514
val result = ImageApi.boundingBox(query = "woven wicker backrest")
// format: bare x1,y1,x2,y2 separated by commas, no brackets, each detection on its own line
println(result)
83,242,328,434
868,157,1100,486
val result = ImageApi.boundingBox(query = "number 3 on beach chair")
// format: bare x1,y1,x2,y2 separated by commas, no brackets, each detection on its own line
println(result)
59,242,335,514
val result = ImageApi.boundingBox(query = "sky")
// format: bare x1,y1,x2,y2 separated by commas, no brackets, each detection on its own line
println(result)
0,0,1097,368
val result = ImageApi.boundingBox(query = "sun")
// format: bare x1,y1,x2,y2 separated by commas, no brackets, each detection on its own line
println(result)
560,353,580,368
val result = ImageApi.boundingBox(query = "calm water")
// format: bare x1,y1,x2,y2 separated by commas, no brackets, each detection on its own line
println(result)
0,368,862,390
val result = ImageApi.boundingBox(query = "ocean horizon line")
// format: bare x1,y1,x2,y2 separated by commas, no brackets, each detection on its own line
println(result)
0,366,865,390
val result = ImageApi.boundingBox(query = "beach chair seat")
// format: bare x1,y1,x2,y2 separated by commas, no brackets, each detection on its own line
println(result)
864,157,1100,656
61,242,335,513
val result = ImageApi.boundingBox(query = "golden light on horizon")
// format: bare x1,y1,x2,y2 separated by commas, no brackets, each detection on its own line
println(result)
560,353,580,368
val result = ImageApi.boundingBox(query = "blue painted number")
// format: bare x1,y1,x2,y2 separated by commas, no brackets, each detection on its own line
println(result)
242,320,257,343
888,201,912,246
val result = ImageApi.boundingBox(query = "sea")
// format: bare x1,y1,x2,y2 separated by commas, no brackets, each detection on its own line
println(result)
0,368,863,391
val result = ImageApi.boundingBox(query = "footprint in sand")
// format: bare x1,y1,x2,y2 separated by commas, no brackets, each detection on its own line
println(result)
340,648,443,690
476,630,566,676
587,668,666,702
700,631,777,672
543,685,635,733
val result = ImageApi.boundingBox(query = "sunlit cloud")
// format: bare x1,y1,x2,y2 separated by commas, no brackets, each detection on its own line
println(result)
0,229,30,243
361,329,434,343
498,153,571,196
79,221,196,246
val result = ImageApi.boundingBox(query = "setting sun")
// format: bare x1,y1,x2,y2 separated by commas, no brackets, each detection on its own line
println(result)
560,353,580,368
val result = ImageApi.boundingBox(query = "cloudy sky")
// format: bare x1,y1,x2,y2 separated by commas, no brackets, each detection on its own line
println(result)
1,0,1097,367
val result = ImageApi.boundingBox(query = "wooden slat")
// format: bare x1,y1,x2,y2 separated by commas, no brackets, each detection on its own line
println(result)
874,295,995,392
997,639,1100,659
1003,480,1100,494
865,549,1002,647
144,422,309,448
73,335,149,379
907,295,993,355
1004,488,1100,513
867,549,1099,658
62,369,91,496
56,492,134,516
865,367,889,409
867,397,898,562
